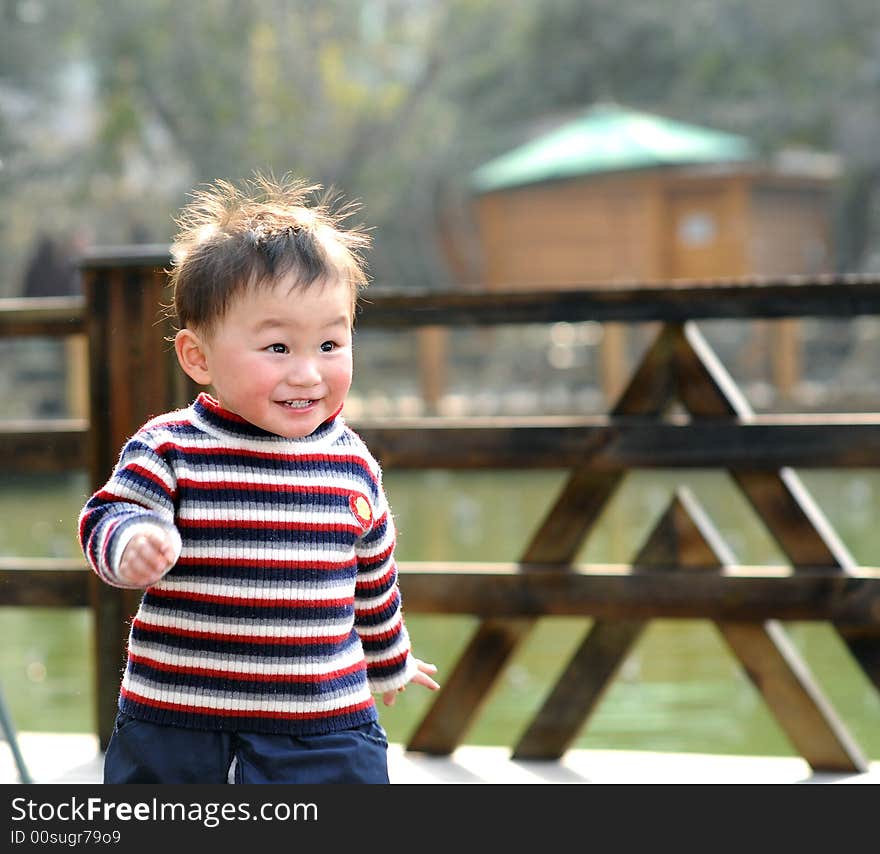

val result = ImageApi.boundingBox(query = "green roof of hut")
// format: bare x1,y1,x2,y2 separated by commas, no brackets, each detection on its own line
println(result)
470,104,757,193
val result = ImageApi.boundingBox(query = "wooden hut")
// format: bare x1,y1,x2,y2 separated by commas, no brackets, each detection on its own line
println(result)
462,103,838,287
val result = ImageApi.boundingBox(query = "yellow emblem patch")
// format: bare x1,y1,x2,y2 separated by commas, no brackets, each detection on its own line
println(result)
349,493,373,531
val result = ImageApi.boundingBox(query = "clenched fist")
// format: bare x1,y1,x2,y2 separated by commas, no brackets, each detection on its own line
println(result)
118,529,177,587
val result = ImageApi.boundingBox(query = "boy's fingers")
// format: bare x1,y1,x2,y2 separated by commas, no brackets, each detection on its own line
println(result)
413,671,440,691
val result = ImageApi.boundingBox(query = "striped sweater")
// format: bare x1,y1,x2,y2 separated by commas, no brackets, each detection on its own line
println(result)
78,392,416,735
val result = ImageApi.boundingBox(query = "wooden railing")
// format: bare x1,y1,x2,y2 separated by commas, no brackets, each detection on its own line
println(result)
2,249,880,774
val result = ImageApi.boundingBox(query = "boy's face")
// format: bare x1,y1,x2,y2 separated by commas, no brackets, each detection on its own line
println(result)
178,274,354,438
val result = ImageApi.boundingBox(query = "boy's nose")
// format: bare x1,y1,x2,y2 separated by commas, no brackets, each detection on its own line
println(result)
287,357,321,386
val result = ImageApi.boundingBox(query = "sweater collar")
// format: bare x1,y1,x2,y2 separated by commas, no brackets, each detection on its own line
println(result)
190,392,345,449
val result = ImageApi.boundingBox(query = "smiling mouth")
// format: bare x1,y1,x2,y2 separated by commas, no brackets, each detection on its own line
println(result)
279,399,316,410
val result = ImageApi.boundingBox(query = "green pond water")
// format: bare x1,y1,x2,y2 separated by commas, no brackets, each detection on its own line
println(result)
2,468,880,758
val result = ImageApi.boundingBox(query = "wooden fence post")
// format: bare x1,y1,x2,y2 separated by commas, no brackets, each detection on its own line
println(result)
81,251,181,750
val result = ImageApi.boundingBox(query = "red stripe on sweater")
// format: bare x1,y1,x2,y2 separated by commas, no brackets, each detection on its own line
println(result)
368,648,410,669
175,555,357,571
175,478,374,495
147,586,353,609
360,622,406,644
357,539,394,565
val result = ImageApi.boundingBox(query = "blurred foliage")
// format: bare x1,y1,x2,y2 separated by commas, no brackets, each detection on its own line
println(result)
1,0,880,295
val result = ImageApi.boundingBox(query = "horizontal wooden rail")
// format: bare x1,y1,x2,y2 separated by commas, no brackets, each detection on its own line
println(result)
397,562,880,625
4,560,880,626
7,416,880,473
0,419,88,473
0,558,90,606
0,297,84,337
357,417,880,469
362,276,880,326
79,245,170,268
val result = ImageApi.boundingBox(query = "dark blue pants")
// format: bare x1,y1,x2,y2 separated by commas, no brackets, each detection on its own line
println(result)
103,713,390,784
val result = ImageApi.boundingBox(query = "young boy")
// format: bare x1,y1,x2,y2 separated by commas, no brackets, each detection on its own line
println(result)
78,174,439,784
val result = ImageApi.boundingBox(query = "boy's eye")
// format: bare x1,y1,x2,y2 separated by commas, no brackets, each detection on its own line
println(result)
267,343,288,354
320,341,336,353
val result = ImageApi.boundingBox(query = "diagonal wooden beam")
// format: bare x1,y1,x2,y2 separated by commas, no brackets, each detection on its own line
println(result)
402,617,534,754
608,322,680,416
510,617,644,759
513,487,716,759
732,469,856,570
674,322,751,419
835,627,880,694
718,620,867,771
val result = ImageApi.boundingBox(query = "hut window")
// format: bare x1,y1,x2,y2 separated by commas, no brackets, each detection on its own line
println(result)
678,212,717,247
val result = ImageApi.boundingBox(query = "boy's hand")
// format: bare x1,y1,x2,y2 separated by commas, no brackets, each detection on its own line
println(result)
382,659,440,707
118,530,177,587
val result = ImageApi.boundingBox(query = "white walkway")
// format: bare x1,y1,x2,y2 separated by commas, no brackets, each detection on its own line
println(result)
2,731,879,785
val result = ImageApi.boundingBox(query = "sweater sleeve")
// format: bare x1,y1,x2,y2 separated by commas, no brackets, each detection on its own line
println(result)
78,431,182,589
354,477,418,694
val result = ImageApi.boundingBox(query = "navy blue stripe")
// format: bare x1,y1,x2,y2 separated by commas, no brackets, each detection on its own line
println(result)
130,623,358,658
355,600,401,628
127,659,366,697
144,594,354,621
357,554,395,577
175,525,358,547
360,636,400,655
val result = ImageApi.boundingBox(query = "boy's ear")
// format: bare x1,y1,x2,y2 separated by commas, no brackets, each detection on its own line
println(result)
174,328,212,386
